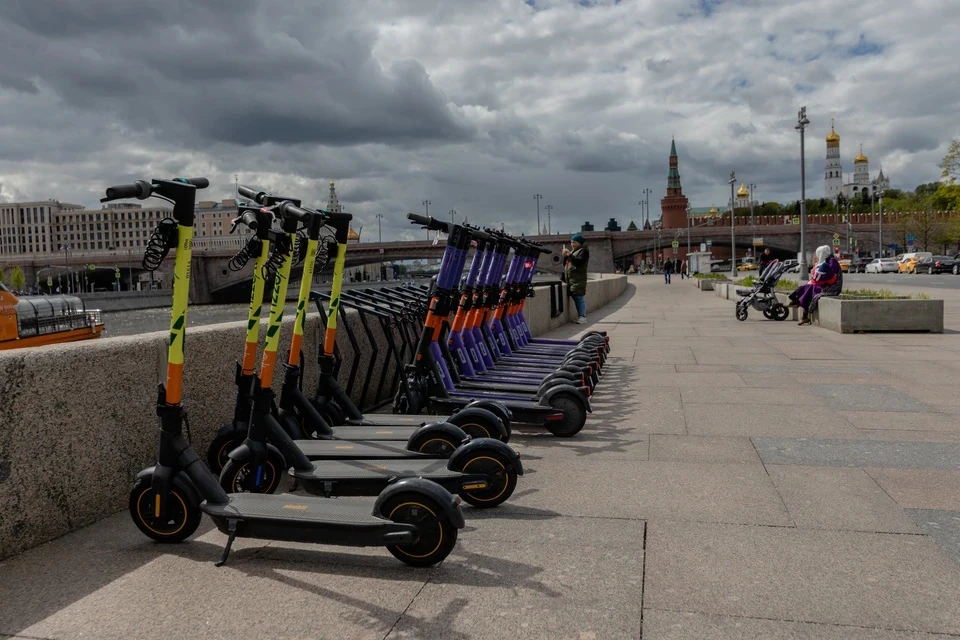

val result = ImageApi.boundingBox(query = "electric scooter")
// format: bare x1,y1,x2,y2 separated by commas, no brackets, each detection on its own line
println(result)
220,200,522,508
121,176,462,567
203,190,480,473
394,214,592,436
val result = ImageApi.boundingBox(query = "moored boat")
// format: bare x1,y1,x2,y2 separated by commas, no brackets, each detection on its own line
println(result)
0,283,105,350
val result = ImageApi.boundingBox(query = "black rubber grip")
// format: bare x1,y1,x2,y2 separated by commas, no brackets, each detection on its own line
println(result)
464,226,494,241
277,201,309,221
237,185,263,202
323,211,353,223
407,213,431,225
237,210,259,231
104,179,152,201
185,177,209,189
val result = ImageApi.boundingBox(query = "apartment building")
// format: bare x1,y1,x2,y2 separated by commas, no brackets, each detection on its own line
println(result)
0,198,244,257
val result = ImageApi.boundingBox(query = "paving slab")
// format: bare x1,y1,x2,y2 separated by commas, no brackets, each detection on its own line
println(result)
645,520,960,634
767,466,919,533
857,429,960,442
680,386,825,406
905,509,960,566
649,435,761,464
684,404,860,439
643,610,960,639
753,437,960,470
511,459,791,526
633,348,697,364
736,372,804,388
386,518,645,640
690,351,794,365
841,411,959,432
865,468,960,511
810,384,936,413
634,372,748,388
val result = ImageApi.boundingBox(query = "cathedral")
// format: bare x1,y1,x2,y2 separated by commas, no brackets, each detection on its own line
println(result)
823,120,889,202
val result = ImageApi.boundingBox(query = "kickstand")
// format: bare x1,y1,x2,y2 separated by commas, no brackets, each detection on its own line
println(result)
215,519,238,567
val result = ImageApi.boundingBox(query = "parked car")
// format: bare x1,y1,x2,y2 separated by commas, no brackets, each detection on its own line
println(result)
953,253,960,275
898,252,933,274
915,255,956,274
851,257,873,273
865,258,899,273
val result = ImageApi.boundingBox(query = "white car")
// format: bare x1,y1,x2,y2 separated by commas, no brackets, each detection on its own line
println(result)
865,258,899,273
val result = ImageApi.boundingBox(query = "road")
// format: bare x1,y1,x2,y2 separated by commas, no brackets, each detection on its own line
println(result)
734,269,960,290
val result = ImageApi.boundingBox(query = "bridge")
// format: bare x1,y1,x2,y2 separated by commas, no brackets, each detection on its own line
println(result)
2,211,944,302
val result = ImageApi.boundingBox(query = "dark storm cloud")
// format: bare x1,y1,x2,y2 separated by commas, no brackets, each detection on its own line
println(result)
0,0,473,148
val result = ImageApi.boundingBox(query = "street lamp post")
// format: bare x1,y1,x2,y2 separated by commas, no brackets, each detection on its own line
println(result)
376,213,384,243
749,183,757,253
422,200,431,240
878,189,884,257
642,188,652,227
544,204,553,234
449,209,457,225
533,194,543,235
686,205,692,258
795,106,810,277
127,248,133,291
728,172,737,278
62,244,72,294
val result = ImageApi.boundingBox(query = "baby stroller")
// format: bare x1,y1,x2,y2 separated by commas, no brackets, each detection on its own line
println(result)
735,260,791,321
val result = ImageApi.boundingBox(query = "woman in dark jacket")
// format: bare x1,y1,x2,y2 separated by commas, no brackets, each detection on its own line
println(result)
788,245,843,325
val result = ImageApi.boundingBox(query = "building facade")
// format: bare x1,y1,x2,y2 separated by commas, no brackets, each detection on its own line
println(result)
0,197,246,258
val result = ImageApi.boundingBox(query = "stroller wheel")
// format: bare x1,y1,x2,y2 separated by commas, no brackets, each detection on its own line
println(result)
772,305,790,321
762,308,774,320
735,305,748,321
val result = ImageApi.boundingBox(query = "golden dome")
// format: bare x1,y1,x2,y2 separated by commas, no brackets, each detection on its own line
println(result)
736,183,750,198
854,144,868,164
708,207,718,217
346,226,360,241
826,119,840,147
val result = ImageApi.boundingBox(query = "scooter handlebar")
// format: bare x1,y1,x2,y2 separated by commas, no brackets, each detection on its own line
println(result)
407,213,450,232
231,209,259,233
237,185,264,202
275,201,310,222
180,177,209,188
102,179,153,202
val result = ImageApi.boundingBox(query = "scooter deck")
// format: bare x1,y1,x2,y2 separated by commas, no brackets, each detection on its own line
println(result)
201,493,384,525
293,459,462,482
345,415,430,427
294,439,442,460
332,425,421,440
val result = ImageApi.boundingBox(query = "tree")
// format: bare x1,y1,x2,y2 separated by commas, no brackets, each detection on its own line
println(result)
0,267,5,285
10,267,26,291
940,139,960,184
627,220,638,231
915,182,941,196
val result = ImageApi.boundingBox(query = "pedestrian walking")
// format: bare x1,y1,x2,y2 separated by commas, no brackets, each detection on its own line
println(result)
758,248,773,273
663,258,673,284
563,233,590,324
679,260,687,280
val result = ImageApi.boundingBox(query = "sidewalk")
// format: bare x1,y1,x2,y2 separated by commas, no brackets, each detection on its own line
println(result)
3,275,960,639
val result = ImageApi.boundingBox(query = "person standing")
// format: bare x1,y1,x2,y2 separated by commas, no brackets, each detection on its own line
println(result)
563,233,590,324
758,248,774,273
663,257,673,284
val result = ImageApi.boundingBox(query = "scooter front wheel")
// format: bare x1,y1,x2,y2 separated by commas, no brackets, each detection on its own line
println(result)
381,493,458,567
206,428,244,474
220,452,285,495
129,478,202,543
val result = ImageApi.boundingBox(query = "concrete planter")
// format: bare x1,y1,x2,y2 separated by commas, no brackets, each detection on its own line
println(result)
813,297,944,333
697,279,716,291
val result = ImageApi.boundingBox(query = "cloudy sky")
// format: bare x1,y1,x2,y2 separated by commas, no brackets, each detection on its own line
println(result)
0,0,956,240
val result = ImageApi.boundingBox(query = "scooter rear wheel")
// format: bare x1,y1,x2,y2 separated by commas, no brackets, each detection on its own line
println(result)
408,431,459,457
381,493,458,567
456,450,518,508
220,450,285,495
129,478,202,543
545,391,587,437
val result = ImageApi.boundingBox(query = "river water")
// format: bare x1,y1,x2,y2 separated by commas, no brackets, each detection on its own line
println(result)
102,303,301,337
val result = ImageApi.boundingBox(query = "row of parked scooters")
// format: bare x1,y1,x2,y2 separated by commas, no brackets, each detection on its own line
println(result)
114,177,610,567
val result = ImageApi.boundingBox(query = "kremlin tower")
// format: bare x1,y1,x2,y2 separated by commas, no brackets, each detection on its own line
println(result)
660,139,689,229
825,121,842,200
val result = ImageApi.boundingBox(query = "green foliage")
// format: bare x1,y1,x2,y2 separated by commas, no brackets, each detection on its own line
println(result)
0,267,5,285
941,139,960,183
627,220,638,231
10,266,25,290
736,276,797,291
694,272,726,280
839,288,928,300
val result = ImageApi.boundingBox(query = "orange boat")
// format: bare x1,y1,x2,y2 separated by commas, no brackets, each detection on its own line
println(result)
0,283,104,350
